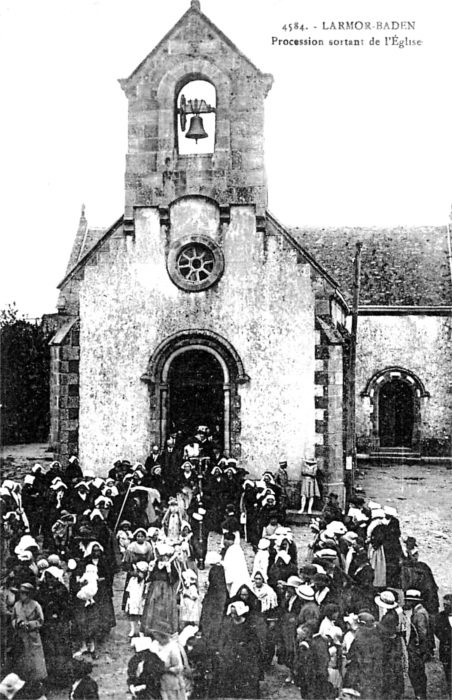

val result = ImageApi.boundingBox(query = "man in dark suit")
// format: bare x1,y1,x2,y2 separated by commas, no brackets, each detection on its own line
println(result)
434,594,452,689
406,589,434,700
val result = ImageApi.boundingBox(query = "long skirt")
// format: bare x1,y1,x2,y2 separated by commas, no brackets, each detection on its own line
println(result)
74,599,99,643
12,629,47,682
96,580,116,637
301,476,320,498
161,671,187,700
141,579,179,636
40,620,73,686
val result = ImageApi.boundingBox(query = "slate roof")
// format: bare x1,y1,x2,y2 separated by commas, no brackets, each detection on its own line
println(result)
292,226,452,306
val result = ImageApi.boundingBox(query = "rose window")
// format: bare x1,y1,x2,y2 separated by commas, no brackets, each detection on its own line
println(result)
177,244,215,283
167,235,225,292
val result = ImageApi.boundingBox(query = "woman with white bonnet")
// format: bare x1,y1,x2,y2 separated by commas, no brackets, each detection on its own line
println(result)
217,601,261,698
141,542,180,637
199,551,228,651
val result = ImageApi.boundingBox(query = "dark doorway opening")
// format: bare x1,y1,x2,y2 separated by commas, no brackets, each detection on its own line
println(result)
168,350,224,448
379,380,414,447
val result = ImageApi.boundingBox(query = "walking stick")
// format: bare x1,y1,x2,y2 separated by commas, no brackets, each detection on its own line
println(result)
113,480,134,533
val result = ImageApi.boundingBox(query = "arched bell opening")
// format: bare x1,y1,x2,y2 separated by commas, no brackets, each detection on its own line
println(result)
175,78,216,155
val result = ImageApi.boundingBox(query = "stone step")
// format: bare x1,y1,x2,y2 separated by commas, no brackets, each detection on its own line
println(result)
285,509,322,525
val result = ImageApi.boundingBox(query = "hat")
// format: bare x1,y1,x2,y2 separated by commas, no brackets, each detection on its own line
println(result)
0,674,25,699
68,456,79,464
32,464,43,474
371,508,385,519
67,559,78,571
296,584,315,601
343,612,359,625
368,501,381,510
23,475,35,486
326,521,347,536
258,538,271,550
37,558,49,570
357,612,375,627
133,528,147,538
19,582,35,593
151,465,162,474
383,506,398,518
48,554,61,566
205,551,222,566
282,575,303,589
342,532,359,544
226,601,249,617
304,458,317,465
405,589,423,602
17,551,33,562
15,535,39,552
178,625,199,647
196,425,209,434
278,460,287,467
375,590,398,609
46,566,64,582
316,548,337,559
133,636,154,653
136,561,149,573
341,690,361,699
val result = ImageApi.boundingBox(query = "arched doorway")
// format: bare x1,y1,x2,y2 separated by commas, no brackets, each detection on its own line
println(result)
167,349,224,448
361,366,429,452
141,330,250,456
379,379,414,447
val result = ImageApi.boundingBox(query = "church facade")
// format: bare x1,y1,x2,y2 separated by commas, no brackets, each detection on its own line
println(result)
49,1,451,494
49,0,350,496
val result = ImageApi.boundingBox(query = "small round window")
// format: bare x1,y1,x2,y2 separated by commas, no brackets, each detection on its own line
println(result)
167,235,224,292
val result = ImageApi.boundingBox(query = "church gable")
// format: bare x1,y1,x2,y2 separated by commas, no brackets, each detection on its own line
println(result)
120,1,268,95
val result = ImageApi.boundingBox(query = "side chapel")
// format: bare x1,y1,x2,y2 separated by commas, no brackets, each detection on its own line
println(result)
49,1,452,493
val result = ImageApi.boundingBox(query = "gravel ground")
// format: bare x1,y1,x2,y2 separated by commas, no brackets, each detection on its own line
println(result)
1,445,451,699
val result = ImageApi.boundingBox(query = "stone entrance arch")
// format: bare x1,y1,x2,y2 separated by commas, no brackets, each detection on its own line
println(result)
141,330,249,456
362,367,429,451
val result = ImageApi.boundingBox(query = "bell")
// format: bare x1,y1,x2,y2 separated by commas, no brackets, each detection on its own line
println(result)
185,115,208,143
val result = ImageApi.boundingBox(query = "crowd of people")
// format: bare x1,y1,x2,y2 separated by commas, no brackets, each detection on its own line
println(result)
0,426,450,700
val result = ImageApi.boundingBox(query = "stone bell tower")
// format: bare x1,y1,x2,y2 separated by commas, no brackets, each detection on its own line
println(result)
119,0,273,235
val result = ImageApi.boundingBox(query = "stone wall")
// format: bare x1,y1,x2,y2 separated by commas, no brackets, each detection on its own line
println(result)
356,314,452,455
76,200,319,478
49,319,80,460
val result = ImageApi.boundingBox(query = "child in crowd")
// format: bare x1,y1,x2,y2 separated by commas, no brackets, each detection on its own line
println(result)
125,561,149,639
179,569,201,629
76,564,98,607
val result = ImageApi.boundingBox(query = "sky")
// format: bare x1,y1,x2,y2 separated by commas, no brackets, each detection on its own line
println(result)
0,0,451,318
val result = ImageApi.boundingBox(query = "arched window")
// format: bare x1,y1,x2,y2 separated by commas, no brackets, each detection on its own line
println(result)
176,79,216,155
